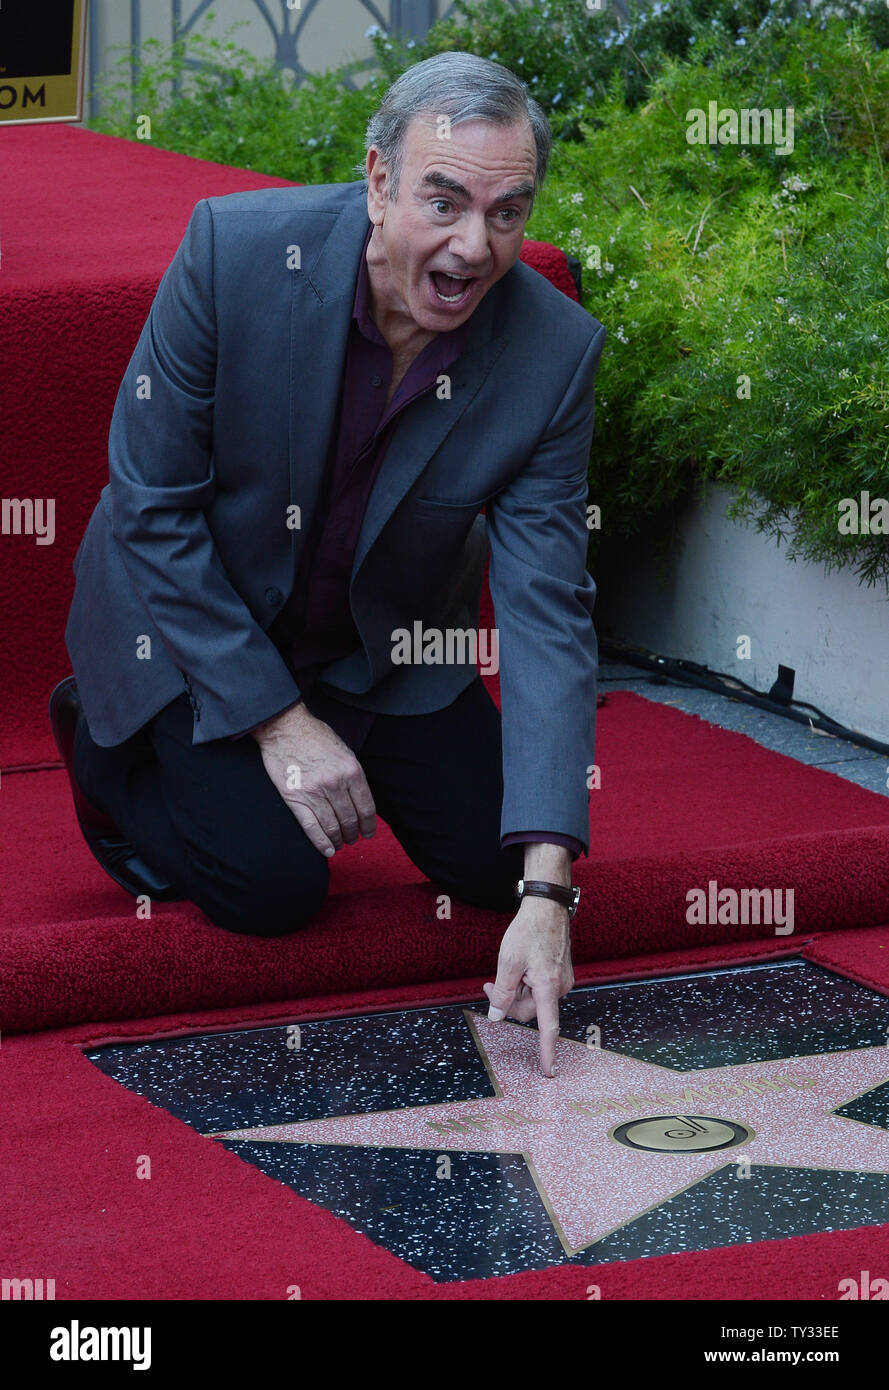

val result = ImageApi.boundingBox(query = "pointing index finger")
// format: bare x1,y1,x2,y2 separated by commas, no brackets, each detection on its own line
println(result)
535,984,561,1078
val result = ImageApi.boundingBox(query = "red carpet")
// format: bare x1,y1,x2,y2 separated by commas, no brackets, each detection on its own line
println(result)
2,932,888,1301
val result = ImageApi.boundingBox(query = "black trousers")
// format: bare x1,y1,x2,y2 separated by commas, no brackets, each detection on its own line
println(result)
73,676,524,936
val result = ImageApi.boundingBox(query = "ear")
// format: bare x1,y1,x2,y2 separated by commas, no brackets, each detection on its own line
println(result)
366,148,389,224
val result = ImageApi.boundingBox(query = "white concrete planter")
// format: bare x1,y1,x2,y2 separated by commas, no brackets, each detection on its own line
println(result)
598,482,889,744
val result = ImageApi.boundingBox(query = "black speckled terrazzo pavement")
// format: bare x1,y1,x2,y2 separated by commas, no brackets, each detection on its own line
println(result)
85,959,889,1281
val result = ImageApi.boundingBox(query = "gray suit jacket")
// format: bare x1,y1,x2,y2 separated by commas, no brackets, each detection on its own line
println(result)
66,180,606,850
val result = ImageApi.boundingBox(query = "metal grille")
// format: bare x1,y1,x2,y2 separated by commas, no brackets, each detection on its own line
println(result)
87,0,525,118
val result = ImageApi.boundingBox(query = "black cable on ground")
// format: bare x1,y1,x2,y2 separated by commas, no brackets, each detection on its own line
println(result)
600,637,889,759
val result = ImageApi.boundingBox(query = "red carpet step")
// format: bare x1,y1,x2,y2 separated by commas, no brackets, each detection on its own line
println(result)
4,688,889,1034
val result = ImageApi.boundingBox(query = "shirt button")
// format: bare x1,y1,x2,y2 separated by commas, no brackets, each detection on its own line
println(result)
265,587,283,606
371,374,383,387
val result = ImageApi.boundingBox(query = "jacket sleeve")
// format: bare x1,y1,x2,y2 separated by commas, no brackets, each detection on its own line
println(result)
485,322,606,855
106,198,302,742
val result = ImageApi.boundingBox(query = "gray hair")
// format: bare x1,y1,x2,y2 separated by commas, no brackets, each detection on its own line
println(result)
353,51,552,205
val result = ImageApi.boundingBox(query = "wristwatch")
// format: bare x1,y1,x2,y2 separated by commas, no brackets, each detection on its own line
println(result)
514,878,581,918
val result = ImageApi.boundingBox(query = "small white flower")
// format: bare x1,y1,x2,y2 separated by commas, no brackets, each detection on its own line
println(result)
571,192,584,205
788,314,800,325
628,278,638,289
616,325,628,343
604,260,614,273
835,312,846,321
838,368,851,379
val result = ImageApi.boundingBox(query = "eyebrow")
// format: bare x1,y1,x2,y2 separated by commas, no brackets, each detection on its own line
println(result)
420,171,535,205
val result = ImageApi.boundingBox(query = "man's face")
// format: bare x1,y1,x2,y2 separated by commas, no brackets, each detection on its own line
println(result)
365,115,538,335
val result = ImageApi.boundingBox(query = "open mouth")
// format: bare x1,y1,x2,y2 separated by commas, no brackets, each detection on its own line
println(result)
429,270,476,305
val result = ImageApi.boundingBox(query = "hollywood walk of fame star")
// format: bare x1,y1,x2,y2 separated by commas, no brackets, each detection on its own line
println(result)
208,1011,889,1256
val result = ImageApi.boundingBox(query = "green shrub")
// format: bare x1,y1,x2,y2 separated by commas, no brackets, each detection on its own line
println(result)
534,18,889,585
86,2,889,588
369,0,887,138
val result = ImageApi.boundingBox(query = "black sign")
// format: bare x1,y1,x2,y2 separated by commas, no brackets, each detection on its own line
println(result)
0,0,75,80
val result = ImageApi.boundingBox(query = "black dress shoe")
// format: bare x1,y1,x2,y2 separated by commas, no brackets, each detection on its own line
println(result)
48,676,183,902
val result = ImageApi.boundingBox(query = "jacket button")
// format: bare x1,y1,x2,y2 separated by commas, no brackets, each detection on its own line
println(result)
265,587,283,607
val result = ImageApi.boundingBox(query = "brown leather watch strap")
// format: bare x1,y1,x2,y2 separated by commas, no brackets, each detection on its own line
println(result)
514,879,580,917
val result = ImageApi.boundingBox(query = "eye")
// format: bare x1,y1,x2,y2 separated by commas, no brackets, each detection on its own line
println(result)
431,199,453,215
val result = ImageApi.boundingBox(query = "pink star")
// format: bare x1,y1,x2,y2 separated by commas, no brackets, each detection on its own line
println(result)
210,1012,889,1255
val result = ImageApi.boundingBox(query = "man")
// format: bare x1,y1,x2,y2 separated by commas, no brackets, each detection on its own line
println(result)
52,51,606,1077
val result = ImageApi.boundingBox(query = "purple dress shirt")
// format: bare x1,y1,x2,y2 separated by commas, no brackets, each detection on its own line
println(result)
263,223,583,862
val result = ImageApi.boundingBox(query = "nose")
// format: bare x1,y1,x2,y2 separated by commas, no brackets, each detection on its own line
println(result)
448,213,492,273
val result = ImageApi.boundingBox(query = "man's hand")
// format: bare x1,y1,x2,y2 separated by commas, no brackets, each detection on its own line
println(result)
483,895,574,1078
251,701,376,857
483,842,574,1077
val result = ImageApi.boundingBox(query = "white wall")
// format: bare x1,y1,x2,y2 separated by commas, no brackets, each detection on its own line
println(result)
598,483,889,744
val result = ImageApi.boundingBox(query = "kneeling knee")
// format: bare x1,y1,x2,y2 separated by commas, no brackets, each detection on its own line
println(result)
199,857,330,938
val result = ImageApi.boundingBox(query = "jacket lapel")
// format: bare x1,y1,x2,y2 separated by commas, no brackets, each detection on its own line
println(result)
289,181,511,585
